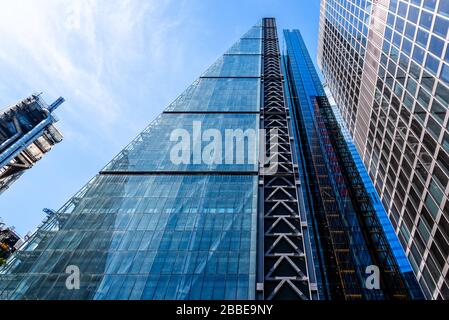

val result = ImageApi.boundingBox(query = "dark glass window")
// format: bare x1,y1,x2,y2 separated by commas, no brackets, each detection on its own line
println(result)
434,229,449,257
427,116,441,140
406,77,418,95
417,87,431,108
435,83,449,105
418,219,431,243
426,54,440,74
433,165,448,190
429,180,444,204
430,243,445,270
440,63,449,84
443,132,449,154
439,214,449,237
423,133,437,157
441,283,449,299
422,70,435,92
430,99,446,124
404,92,415,109
421,206,435,233
438,150,449,173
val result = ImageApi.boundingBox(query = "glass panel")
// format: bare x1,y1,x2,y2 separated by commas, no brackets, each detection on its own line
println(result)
429,35,444,57
241,26,263,39
202,55,261,77
433,16,449,38
419,11,433,30
226,39,262,54
166,78,260,112
438,0,449,17
0,22,263,301
1,175,258,300
435,82,449,105
440,63,449,84
104,113,259,172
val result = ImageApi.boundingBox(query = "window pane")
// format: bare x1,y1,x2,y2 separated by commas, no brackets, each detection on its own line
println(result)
438,0,449,17
433,16,449,38
429,35,444,57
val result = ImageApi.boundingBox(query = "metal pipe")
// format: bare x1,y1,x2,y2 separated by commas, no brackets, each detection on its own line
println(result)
48,97,65,113
0,132,20,153
0,117,23,153
0,116,53,168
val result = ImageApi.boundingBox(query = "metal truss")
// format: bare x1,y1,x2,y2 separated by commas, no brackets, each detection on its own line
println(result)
259,18,314,300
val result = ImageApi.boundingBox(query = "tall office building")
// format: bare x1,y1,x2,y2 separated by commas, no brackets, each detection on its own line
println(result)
283,29,421,299
0,18,419,300
0,94,64,194
318,0,449,299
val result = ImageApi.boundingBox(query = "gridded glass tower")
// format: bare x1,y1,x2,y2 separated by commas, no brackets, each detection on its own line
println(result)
318,0,449,299
283,29,422,300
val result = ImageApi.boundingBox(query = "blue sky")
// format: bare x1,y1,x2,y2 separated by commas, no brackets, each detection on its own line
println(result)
0,0,321,235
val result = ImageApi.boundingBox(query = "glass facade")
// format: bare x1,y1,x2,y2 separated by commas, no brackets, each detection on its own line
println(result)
326,88,412,273
165,78,261,112
284,29,421,299
202,55,261,78
319,0,449,299
0,23,263,300
226,39,262,54
103,113,259,173
0,175,257,300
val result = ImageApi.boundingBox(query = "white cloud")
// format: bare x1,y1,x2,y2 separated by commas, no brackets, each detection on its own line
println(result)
0,0,180,142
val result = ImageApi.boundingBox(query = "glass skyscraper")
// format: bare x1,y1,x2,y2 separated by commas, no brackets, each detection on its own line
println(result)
283,29,421,300
0,21,264,301
318,0,449,299
0,18,421,300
